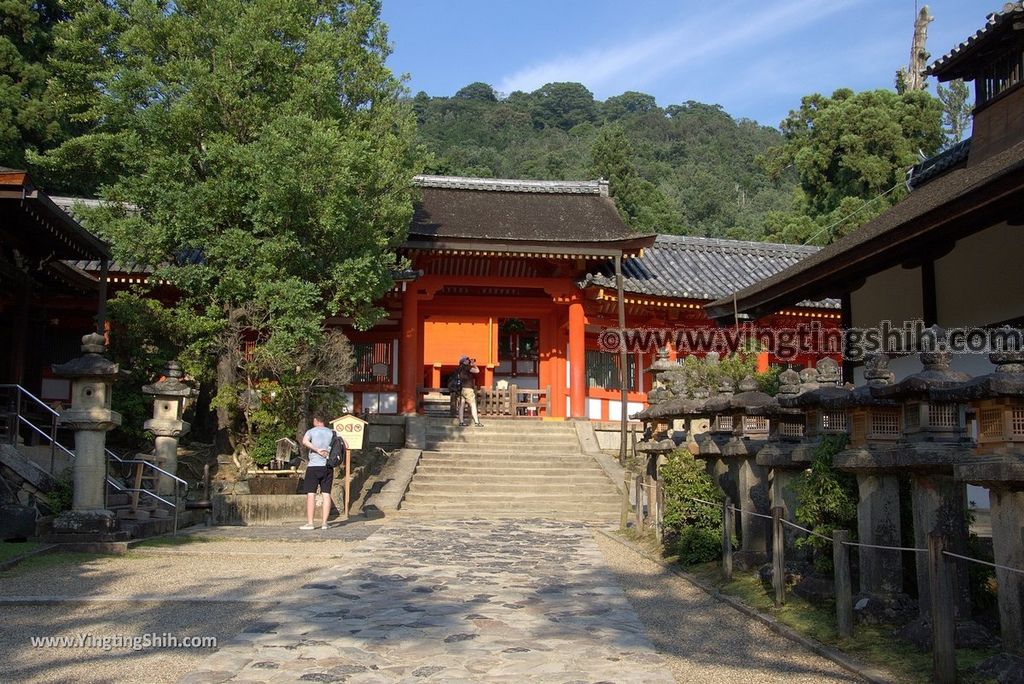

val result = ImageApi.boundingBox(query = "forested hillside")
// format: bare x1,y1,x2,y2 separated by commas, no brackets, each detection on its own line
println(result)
411,83,798,240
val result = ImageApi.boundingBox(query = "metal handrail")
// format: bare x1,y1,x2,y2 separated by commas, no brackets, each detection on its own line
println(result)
1,384,186,530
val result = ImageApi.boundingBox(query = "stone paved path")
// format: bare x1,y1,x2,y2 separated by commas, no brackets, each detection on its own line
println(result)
181,519,675,683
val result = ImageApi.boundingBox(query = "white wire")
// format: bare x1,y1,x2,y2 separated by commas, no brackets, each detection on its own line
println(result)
943,551,1024,577
801,181,903,246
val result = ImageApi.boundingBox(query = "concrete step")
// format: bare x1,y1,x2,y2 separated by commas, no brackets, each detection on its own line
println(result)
402,491,619,505
426,435,581,447
407,481,616,494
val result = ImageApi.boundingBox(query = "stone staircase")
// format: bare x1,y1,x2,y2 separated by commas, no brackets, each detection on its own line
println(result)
400,418,622,522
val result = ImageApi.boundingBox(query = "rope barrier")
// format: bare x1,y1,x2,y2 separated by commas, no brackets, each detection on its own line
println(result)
841,540,927,553
686,496,721,508
943,551,1024,577
729,505,773,520
779,518,835,543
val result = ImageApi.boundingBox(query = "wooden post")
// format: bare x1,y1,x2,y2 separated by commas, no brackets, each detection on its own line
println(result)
929,532,958,684
833,529,853,639
646,456,656,530
342,447,351,521
655,478,664,543
723,497,733,580
620,473,630,530
772,506,785,607
635,474,644,531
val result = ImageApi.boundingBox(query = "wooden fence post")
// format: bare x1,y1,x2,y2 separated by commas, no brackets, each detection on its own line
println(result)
723,497,733,580
772,506,785,607
620,473,630,530
833,529,853,638
929,532,958,684
635,474,644,531
655,478,664,543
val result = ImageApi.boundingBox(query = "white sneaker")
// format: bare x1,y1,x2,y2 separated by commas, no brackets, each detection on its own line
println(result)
299,524,315,530
320,525,329,530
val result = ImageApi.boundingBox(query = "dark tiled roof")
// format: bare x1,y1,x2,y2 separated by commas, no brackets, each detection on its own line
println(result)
707,139,1024,320
411,175,637,243
907,138,971,189
580,235,838,308
926,3,1024,80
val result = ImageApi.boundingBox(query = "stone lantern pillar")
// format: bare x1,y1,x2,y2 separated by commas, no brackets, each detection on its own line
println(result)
51,333,122,535
871,336,973,618
142,361,198,496
695,377,739,512
717,375,775,568
932,349,1024,653
757,368,809,542
832,354,906,599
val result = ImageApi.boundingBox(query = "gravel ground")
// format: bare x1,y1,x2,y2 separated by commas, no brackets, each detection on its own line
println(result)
593,532,863,684
0,528,376,683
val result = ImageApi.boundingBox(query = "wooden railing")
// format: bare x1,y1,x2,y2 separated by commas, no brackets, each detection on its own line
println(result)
417,385,551,418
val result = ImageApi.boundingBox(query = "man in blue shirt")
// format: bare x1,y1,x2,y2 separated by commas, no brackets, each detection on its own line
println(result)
300,413,335,530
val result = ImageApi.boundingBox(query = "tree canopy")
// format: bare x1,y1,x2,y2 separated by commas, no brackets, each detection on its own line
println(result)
34,0,420,452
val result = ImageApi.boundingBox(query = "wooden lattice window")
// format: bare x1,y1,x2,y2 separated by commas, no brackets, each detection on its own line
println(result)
870,409,900,438
715,415,733,432
779,421,804,439
904,403,921,431
979,408,1003,441
1013,408,1024,437
822,411,847,432
744,416,768,432
929,403,959,429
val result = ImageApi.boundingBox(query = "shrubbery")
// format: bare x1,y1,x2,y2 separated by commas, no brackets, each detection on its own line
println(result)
661,449,723,565
792,434,858,572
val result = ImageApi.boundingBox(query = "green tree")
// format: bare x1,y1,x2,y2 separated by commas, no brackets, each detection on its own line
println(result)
530,82,597,131
936,78,972,147
0,0,66,171
36,0,420,453
454,81,497,102
589,124,681,233
763,88,943,237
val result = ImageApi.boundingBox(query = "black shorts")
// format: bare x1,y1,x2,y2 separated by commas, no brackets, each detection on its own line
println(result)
303,466,333,494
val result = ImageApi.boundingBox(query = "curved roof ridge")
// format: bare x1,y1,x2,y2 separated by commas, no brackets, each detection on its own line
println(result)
414,174,604,194
927,3,1024,78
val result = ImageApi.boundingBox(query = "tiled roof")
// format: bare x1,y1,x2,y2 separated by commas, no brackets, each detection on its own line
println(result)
415,175,606,195
580,235,838,308
926,3,1024,79
907,138,971,189
410,175,639,243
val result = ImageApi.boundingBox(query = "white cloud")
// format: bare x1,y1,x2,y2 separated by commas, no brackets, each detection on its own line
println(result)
496,0,866,98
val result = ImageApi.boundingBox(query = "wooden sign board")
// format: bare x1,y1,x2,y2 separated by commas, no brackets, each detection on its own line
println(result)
330,414,368,450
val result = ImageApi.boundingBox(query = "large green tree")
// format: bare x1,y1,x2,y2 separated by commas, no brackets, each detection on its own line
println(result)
35,0,420,451
0,0,66,171
762,88,943,240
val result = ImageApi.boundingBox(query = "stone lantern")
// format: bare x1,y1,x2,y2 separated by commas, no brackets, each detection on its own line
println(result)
757,368,809,539
142,361,198,497
716,375,775,568
50,333,122,536
831,354,905,599
695,377,739,513
870,336,972,618
931,349,1024,653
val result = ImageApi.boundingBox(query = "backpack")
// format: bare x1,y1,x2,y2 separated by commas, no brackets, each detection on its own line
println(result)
327,433,346,468
447,372,464,393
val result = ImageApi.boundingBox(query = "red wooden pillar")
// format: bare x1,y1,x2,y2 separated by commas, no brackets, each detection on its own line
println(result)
399,284,419,414
569,297,586,418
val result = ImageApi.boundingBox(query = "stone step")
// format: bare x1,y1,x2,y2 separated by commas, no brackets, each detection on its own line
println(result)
407,481,616,494
426,435,581,446
402,491,619,505
399,501,621,514
418,454,595,467
414,465,610,478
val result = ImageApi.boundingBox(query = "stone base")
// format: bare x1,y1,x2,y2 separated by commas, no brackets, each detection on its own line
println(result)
853,592,917,626
974,653,1024,684
897,616,994,652
52,509,117,535
0,503,36,540
733,550,768,571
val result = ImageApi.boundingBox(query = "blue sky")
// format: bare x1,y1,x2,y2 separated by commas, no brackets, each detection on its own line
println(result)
380,0,993,128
